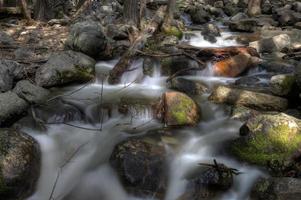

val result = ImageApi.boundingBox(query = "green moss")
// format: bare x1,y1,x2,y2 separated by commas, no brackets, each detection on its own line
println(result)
163,25,183,39
58,65,94,84
170,95,195,125
232,124,301,165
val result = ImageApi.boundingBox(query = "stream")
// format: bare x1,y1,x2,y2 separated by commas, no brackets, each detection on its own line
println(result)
23,28,265,200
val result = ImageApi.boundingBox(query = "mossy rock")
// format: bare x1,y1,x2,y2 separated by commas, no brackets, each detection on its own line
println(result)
270,74,296,96
156,91,201,126
162,24,183,39
230,113,301,166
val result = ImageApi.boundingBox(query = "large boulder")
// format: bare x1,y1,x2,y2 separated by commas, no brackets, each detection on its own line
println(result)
251,178,301,200
229,19,258,32
35,51,96,87
110,138,167,197
0,129,40,200
270,74,296,96
250,34,291,53
188,7,210,24
209,86,288,111
156,92,201,126
160,56,199,76
13,80,50,104
0,60,24,92
0,92,29,127
65,20,107,58
168,77,208,96
230,113,301,166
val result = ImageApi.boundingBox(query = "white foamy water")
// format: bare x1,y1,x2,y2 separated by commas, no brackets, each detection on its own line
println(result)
25,29,264,200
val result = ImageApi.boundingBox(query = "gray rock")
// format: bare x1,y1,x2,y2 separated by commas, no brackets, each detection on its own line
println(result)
65,20,107,58
251,178,301,200
209,85,288,111
229,19,258,32
0,60,24,92
231,12,248,21
110,138,167,197
0,128,40,200
250,34,291,53
201,23,221,43
270,74,295,96
13,80,50,104
188,7,210,24
161,56,199,76
35,50,96,87
168,77,208,96
259,61,295,74
0,31,14,45
0,92,29,127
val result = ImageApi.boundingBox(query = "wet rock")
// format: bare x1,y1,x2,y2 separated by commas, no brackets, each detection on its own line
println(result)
188,7,210,24
275,11,297,27
35,50,96,87
143,57,158,77
209,85,288,111
250,34,291,53
270,74,296,96
229,19,258,32
262,0,273,14
110,138,167,197
224,2,241,16
106,24,128,40
0,92,29,127
13,80,50,104
259,61,295,74
213,53,257,77
168,77,208,96
247,0,262,16
178,163,234,200
295,22,301,29
230,113,301,166
65,20,107,58
0,128,40,200
160,56,199,76
231,106,260,122
156,91,201,126
251,177,301,200
201,23,221,43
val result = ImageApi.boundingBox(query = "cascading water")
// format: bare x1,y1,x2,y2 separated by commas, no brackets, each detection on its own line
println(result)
25,29,264,200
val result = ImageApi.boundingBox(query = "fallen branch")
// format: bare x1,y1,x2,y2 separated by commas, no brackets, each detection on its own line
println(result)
199,159,242,177
108,6,167,84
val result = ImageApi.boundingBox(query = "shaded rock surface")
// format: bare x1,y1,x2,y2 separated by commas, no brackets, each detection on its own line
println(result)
65,20,107,58
0,92,28,127
0,129,40,200
209,86,288,111
13,80,50,104
0,60,24,92
35,50,96,87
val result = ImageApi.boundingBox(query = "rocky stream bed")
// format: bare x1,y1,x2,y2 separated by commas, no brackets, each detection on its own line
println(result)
1,0,301,200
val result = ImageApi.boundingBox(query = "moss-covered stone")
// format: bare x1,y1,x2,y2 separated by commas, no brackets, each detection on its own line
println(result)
156,91,201,126
162,24,183,39
230,113,301,166
270,74,296,96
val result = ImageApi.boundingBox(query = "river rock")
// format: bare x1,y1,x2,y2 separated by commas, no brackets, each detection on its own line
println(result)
259,61,295,74
0,129,40,200
231,12,248,21
178,163,233,200
251,178,301,200
65,20,107,58
229,19,258,32
188,7,210,24
230,113,301,166
156,91,201,126
213,53,256,77
201,23,221,43
250,34,291,53
161,56,199,76
13,80,50,104
110,138,167,197
35,50,96,87
168,77,208,96
270,74,296,96
209,85,288,111
0,60,24,92
0,92,29,127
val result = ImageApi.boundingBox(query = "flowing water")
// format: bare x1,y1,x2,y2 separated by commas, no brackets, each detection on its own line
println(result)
24,31,264,200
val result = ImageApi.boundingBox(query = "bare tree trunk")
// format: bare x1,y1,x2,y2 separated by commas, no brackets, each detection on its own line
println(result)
124,0,140,26
20,0,32,22
165,0,176,24
248,0,262,16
